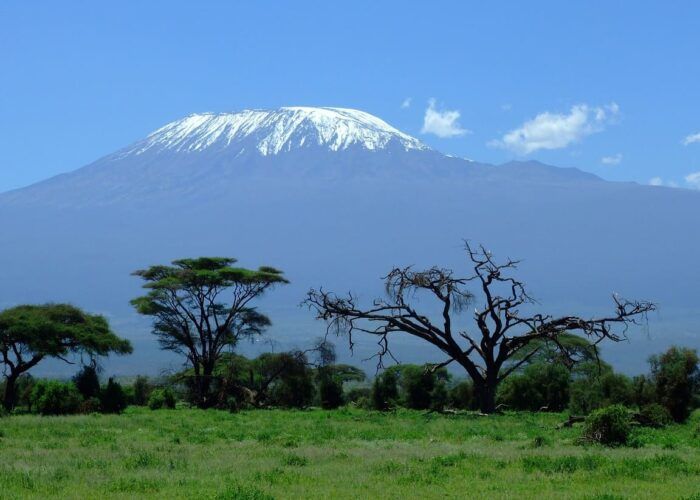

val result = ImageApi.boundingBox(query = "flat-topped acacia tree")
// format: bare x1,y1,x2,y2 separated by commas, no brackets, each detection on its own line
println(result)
131,257,288,408
305,243,655,414
0,304,132,411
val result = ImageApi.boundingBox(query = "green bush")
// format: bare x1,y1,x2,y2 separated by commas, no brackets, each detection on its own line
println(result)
73,365,101,400
131,376,152,406
30,380,82,416
570,369,634,414
448,380,473,410
649,346,699,423
345,386,371,405
582,405,631,446
371,370,399,411
100,378,128,413
148,388,176,409
638,403,672,428
318,372,344,409
498,363,570,411
78,397,101,414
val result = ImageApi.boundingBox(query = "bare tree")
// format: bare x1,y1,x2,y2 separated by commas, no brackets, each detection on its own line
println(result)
305,243,655,413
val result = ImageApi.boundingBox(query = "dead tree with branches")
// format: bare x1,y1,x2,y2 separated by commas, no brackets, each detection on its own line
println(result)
304,243,655,414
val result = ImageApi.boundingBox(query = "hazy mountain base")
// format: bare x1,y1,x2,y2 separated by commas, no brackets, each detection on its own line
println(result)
1,173,697,376
1,408,699,499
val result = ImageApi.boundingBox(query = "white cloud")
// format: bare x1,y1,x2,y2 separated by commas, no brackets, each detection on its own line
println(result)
500,103,512,111
685,171,700,189
421,99,470,138
649,177,680,188
601,153,623,165
401,97,412,109
682,132,700,145
490,103,620,155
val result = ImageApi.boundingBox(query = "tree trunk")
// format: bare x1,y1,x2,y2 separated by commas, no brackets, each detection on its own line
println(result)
475,381,498,414
2,373,19,412
194,362,215,409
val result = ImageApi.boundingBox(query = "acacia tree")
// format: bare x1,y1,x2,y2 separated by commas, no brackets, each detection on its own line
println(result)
305,243,655,413
0,304,132,411
131,257,288,408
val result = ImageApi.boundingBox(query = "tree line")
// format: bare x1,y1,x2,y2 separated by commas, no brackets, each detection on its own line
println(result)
1,243,696,423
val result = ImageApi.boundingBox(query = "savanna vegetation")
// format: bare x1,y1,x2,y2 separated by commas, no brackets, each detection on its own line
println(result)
2,247,699,498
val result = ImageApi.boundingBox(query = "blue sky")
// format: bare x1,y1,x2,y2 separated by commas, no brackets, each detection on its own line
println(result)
1,1,699,191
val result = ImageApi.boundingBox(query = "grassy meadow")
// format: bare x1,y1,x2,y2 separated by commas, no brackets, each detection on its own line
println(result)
1,408,700,499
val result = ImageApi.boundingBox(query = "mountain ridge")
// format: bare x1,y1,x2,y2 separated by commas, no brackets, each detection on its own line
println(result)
0,106,699,375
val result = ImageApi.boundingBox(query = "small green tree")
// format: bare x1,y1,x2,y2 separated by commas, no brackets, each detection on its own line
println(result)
371,370,399,411
100,378,128,414
132,376,152,406
395,364,451,410
448,380,474,410
30,380,82,416
148,388,177,409
317,367,344,409
267,353,315,408
0,304,132,412
582,405,631,446
569,365,633,415
631,374,656,408
650,346,699,422
73,364,101,400
498,362,570,411
131,257,287,408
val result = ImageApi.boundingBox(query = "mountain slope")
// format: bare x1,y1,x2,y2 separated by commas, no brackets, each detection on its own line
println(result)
0,107,698,375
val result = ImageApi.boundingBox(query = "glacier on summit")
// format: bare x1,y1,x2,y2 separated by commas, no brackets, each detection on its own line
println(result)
118,107,429,157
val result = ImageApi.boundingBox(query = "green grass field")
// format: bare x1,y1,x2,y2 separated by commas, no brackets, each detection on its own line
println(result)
1,408,699,499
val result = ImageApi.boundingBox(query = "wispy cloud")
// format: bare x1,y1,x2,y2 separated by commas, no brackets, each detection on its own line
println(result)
401,97,412,109
421,99,470,138
500,103,512,112
601,153,623,166
490,103,620,155
682,132,700,145
649,177,680,188
685,171,700,189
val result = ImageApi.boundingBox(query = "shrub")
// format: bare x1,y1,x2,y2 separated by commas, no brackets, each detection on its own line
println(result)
650,346,699,423
400,365,436,410
317,368,344,409
631,374,656,407
30,380,82,415
73,365,101,400
345,386,371,404
448,380,473,410
582,405,631,446
78,397,101,414
100,378,128,414
638,403,672,428
132,376,152,406
148,388,176,409
498,363,570,411
430,380,449,411
264,353,314,408
371,370,399,411
570,370,634,415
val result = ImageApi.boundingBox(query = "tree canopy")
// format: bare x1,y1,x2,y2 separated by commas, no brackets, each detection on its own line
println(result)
0,303,132,411
131,257,288,408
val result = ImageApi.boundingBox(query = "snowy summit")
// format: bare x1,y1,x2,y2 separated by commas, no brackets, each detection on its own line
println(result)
120,107,429,157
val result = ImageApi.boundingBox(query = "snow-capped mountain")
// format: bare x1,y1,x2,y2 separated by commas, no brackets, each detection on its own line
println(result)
0,107,447,206
118,107,429,157
1,106,699,376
